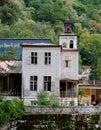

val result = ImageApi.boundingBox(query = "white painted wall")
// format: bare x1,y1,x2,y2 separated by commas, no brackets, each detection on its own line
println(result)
22,46,61,104
59,35,77,49
60,51,79,80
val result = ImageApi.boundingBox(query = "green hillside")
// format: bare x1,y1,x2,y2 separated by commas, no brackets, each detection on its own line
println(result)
0,0,101,79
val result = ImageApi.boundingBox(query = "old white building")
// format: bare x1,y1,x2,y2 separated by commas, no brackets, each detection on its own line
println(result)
22,19,79,105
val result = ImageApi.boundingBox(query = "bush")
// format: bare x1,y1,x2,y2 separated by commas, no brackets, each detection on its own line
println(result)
35,91,59,107
36,91,50,105
49,94,59,107
0,96,5,102
0,98,24,124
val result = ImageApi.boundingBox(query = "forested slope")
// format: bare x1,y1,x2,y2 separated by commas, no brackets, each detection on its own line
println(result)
0,0,101,79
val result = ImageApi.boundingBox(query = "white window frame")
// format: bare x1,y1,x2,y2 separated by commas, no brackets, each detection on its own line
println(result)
44,76,51,91
30,76,38,91
44,52,51,65
31,52,37,64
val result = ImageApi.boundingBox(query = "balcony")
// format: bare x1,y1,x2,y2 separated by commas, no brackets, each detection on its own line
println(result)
79,80,101,85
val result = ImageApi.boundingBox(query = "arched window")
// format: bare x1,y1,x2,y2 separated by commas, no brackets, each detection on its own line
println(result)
70,40,74,48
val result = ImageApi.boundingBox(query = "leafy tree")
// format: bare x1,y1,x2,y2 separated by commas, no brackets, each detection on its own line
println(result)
79,33,101,79
0,98,24,124
0,46,17,60
0,0,31,25
29,0,67,25
96,57,101,80
73,1,86,16
0,20,13,38
11,20,56,42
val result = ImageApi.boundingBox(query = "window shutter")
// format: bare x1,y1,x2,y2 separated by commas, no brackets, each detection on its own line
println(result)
68,60,71,68
51,82,55,92
27,56,31,65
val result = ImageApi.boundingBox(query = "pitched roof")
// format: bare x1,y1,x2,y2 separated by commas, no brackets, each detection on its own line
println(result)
0,61,22,73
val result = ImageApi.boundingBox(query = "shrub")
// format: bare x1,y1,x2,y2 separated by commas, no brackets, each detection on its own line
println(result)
35,91,59,107
49,94,59,107
0,96,5,102
36,91,50,105
70,99,75,106
0,98,24,124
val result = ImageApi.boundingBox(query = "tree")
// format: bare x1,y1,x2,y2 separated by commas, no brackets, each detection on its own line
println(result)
0,46,17,60
78,88,86,105
79,33,101,80
96,57,101,80
0,0,31,25
0,98,24,124
29,0,68,25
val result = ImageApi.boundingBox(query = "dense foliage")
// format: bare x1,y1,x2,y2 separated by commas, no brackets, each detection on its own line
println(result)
0,0,101,79
0,46,17,60
34,91,59,107
0,97,24,124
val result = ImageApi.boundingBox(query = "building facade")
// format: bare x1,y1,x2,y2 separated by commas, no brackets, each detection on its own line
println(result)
22,19,79,105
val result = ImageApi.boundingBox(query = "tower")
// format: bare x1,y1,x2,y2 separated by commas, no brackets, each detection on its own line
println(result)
59,18,79,105
59,18,77,50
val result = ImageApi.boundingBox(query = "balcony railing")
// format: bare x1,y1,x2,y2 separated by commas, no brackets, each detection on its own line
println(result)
0,91,21,96
79,80,101,84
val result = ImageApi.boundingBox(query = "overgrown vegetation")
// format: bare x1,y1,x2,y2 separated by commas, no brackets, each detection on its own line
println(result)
33,91,59,107
0,46,18,60
0,97,24,124
18,113,100,130
78,88,86,105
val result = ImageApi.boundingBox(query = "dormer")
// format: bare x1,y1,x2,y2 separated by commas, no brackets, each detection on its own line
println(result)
59,18,77,50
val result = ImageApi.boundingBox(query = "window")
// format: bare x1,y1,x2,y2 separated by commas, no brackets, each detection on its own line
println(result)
31,52,37,64
30,76,37,91
70,40,74,48
44,76,51,91
65,60,71,68
63,43,66,48
44,52,51,64
65,60,69,67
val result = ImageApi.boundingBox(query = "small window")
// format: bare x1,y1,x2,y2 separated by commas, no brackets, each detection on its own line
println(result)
44,76,51,91
44,52,51,64
65,60,71,68
31,52,37,64
63,43,66,48
70,40,74,48
30,76,38,91
65,60,68,67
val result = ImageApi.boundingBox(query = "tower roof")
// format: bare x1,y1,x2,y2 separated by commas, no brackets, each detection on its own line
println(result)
64,18,72,33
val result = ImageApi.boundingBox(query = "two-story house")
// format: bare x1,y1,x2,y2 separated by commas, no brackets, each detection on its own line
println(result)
22,19,79,105
0,38,51,97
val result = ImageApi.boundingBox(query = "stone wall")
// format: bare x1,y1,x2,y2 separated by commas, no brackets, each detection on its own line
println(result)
25,106,101,114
